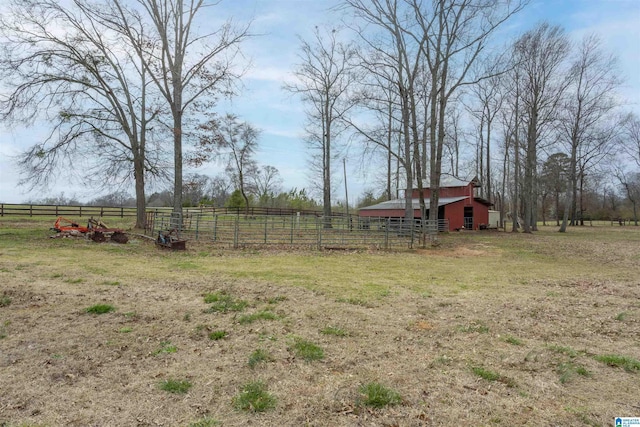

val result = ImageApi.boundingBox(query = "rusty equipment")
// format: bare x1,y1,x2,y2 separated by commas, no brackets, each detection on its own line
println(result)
156,229,186,250
51,216,128,244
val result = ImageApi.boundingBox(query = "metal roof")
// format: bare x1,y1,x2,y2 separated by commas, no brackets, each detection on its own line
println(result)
359,196,468,211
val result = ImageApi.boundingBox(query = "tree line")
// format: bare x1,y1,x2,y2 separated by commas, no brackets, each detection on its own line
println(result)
2,1,639,235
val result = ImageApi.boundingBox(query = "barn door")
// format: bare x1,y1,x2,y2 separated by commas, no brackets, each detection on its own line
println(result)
464,206,473,229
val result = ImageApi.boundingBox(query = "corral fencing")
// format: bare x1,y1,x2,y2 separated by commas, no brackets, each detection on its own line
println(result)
145,211,449,249
0,203,136,218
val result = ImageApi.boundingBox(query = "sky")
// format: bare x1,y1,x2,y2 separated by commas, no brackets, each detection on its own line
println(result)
0,0,639,204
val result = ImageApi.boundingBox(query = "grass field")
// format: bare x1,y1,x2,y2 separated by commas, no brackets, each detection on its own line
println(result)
0,218,639,426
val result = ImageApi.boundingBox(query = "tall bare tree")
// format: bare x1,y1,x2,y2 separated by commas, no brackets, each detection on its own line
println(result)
559,34,622,232
105,0,251,216
0,0,164,228
284,26,357,227
513,23,570,233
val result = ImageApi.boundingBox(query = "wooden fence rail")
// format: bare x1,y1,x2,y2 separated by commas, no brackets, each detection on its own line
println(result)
0,204,137,218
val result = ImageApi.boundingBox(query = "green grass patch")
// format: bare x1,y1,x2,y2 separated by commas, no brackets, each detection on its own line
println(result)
232,381,277,412
290,337,324,361
547,344,581,358
208,330,228,341
153,341,178,355
187,417,220,427
456,322,489,334
594,354,640,372
64,278,85,284
503,335,523,346
335,297,374,307
358,382,402,408
204,292,248,313
557,362,591,384
248,349,272,369
85,304,115,314
238,310,278,325
320,326,349,337
101,280,121,286
159,378,192,394
614,312,628,321
267,295,287,304
0,295,11,307
119,327,133,333
471,366,516,387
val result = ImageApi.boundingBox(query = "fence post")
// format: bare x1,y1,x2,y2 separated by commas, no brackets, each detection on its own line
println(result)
213,214,218,241
30,204,33,217
385,218,389,250
264,215,268,243
290,214,294,244
234,214,239,249
195,214,200,241
317,216,322,250
121,207,124,218
0,204,3,217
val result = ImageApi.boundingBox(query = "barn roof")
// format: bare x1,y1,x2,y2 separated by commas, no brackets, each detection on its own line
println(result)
359,196,468,211
423,175,480,188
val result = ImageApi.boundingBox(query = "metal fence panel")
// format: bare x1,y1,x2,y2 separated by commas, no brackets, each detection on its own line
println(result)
146,211,448,249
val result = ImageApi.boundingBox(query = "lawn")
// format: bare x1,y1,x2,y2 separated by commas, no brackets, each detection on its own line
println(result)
0,218,638,426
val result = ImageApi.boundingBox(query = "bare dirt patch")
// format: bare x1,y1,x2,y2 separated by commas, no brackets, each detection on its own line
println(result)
1,225,639,426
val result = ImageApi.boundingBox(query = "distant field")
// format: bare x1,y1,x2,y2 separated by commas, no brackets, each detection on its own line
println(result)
0,221,638,426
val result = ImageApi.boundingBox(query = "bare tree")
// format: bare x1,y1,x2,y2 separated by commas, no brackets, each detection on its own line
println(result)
218,114,259,215
105,0,251,216
284,26,357,227
559,34,622,232
0,0,165,228
615,169,640,225
251,165,283,205
621,113,640,168
513,23,570,233
395,0,524,242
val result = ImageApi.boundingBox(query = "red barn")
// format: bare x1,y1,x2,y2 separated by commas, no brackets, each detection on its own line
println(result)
358,176,493,231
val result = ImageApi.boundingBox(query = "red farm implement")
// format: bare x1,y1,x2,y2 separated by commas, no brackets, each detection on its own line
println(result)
51,216,128,243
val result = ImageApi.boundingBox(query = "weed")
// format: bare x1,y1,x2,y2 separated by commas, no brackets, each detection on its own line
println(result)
267,295,287,304
119,327,133,333
159,379,192,394
153,341,177,355
183,312,192,322
457,322,489,334
547,344,580,358
320,326,349,337
0,295,11,307
614,312,628,321
557,362,591,384
232,381,276,412
290,337,324,361
594,354,640,372
503,335,523,346
101,281,121,286
238,310,278,325
187,417,220,427
204,292,248,313
471,366,516,387
208,330,227,341
336,297,374,308
85,304,115,314
248,349,272,369
64,278,85,284
358,382,402,408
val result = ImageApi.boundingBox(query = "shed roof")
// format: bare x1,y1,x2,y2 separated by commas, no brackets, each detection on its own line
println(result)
359,196,468,211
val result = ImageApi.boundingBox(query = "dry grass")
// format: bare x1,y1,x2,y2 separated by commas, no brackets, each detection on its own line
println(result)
0,220,639,426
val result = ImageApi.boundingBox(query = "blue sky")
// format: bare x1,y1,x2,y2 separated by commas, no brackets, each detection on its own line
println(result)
1,0,639,204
